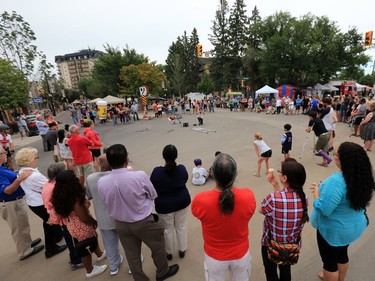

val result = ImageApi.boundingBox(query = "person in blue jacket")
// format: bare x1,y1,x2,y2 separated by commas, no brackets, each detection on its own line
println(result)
311,142,375,281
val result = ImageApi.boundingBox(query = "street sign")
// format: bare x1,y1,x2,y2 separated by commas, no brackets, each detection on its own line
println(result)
243,77,249,80
32,97,43,103
139,86,148,96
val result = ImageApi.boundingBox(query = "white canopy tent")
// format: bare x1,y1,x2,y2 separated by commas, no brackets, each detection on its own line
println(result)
103,95,125,104
324,84,339,91
88,97,105,104
356,83,366,91
314,83,331,91
186,92,212,101
71,100,82,105
255,85,278,97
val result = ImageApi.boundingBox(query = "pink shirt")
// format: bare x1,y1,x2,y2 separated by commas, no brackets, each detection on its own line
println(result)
42,181,63,225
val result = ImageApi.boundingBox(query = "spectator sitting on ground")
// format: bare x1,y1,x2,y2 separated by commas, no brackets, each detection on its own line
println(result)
192,159,208,186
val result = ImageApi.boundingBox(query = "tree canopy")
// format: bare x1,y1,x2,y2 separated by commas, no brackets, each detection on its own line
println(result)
0,11,39,78
119,63,166,97
0,58,28,109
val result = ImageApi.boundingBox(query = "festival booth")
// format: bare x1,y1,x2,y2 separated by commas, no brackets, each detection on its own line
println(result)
255,85,278,99
103,95,126,104
186,92,212,101
314,83,331,97
277,85,295,99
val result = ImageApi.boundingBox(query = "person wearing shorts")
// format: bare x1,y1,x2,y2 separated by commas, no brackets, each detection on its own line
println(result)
67,125,95,187
306,111,331,166
253,132,272,177
83,121,102,172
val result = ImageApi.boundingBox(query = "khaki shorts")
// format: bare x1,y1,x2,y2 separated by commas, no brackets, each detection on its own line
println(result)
315,133,330,152
76,162,95,178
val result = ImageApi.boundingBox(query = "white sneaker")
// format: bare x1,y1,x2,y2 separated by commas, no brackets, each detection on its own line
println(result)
86,265,107,278
110,255,124,276
97,250,106,262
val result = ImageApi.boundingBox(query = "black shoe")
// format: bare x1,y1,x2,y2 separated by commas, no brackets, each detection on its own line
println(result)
31,238,41,248
56,233,64,243
45,244,67,259
156,264,179,281
20,245,44,261
166,254,173,260
179,251,185,259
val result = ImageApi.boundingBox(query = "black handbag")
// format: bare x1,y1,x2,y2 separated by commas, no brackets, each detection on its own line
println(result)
74,236,98,257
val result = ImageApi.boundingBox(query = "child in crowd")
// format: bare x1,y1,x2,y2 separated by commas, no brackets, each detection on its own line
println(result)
197,108,204,125
281,124,292,159
253,132,272,177
57,129,74,171
192,159,208,186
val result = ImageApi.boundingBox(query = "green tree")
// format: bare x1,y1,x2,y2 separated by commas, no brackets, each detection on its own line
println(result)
165,29,201,96
197,73,215,96
226,0,249,89
254,12,370,87
0,11,39,78
0,58,28,109
91,44,149,96
167,52,185,97
119,63,166,97
209,0,231,92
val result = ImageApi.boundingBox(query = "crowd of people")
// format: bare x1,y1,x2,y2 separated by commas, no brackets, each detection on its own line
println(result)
1,92,375,281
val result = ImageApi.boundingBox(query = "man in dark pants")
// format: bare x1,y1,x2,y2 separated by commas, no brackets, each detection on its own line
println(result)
0,146,44,260
36,114,50,151
98,144,179,281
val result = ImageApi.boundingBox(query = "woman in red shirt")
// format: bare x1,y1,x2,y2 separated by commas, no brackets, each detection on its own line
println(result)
192,153,256,280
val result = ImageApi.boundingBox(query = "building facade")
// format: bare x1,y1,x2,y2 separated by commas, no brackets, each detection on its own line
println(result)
55,49,103,91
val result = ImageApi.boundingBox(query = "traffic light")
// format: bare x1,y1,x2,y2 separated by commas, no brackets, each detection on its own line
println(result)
364,31,373,47
197,44,203,57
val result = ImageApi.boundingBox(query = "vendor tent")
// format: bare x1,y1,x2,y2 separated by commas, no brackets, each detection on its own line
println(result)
88,98,105,104
278,85,295,99
323,84,339,91
255,85,278,97
314,83,330,91
103,95,125,104
186,92,212,101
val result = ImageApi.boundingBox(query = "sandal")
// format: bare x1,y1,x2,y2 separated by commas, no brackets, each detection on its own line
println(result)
253,173,260,177
317,163,328,167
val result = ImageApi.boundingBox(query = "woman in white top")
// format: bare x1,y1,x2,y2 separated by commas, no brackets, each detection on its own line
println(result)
15,147,67,258
253,132,272,177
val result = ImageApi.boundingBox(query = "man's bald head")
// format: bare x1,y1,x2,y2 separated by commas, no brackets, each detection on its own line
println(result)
99,154,111,172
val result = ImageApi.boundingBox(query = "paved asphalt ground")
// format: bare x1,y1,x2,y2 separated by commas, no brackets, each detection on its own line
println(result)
1,108,374,281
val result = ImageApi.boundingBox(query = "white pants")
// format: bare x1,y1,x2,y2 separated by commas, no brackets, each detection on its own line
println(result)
158,207,188,254
204,251,251,281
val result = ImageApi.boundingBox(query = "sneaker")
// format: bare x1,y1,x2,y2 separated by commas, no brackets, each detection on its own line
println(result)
70,263,84,271
86,265,107,278
97,250,106,262
110,255,124,276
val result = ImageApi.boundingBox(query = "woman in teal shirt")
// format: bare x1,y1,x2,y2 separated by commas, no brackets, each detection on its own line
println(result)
311,142,374,281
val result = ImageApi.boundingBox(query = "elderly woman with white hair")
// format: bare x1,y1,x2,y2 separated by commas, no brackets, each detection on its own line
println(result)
15,147,67,259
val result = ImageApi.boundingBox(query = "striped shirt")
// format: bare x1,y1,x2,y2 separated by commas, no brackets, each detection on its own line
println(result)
261,187,308,246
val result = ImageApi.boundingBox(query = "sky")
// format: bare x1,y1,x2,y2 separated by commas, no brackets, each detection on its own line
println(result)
1,0,374,74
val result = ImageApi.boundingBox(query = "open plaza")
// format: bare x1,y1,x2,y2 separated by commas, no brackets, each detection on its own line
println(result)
1,108,374,281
